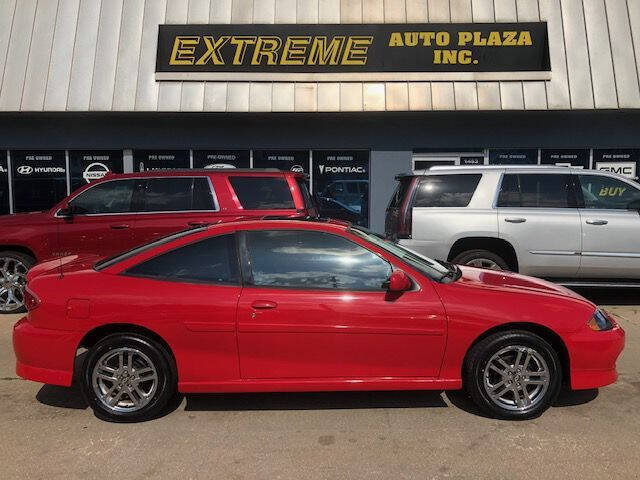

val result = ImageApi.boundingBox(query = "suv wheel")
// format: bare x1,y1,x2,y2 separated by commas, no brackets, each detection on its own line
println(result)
0,251,34,314
464,331,562,420
82,333,177,422
452,249,509,271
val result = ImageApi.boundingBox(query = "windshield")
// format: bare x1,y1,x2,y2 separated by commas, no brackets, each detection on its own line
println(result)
348,226,454,281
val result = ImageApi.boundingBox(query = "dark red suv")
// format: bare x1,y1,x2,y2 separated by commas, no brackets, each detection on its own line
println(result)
0,169,315,313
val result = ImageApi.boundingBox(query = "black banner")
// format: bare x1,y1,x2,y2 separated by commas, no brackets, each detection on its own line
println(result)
193,149,250,169
313,150,369,227
253,150,309,173
69,150,124,192
156,23,550,79
11,150,67,213
593,149,640,180
460,156,485,166
133,150,190,171
489,149,538,165
0,152,8,215
541,149,589,169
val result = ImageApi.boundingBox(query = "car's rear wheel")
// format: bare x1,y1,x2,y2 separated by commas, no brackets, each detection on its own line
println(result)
464,331,562,420
0,251,34,314
451,249,509,271
82,333,177,422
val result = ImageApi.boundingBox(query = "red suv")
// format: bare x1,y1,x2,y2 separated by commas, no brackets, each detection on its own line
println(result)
0,169,315,313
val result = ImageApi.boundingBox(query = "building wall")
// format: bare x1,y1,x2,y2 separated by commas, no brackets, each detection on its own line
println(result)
1,0,639,113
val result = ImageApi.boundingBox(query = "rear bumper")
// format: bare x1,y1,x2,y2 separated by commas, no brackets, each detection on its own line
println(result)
13,317,80,387
568,324,625,390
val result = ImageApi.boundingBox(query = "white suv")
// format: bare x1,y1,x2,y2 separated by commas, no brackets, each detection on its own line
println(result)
385,166,640,286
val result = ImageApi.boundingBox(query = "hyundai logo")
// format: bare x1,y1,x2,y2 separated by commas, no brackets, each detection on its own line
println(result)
17,165,34,175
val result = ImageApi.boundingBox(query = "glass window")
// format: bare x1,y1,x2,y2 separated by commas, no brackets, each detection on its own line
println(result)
68,180,135,214
229,177,295,209
579,175,640,210
413,174,481,208
125,234,239,285
498,174,574,208
245,230,392,290
142,177,215,212
388,177,413,209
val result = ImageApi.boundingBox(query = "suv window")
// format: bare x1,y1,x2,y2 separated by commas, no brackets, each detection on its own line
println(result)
125,234,239,284
388,177,413,209
229,177,295,209
68,179,135,214
413,174,481,208
244,230,392,290
141,177,215,212
498,174,575,208
579,175,640,210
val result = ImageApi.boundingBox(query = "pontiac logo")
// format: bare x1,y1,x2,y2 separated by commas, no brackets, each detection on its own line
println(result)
17,165,34,175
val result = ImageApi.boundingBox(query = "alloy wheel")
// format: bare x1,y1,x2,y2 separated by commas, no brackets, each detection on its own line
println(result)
482,345,550,411
466,258,504,271
92,347,159,413
0,257,28,313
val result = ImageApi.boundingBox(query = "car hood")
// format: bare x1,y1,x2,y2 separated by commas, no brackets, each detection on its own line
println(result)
456,266,593,305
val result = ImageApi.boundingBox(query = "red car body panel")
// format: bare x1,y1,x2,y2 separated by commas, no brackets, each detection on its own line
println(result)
0,170,313,262
13,221,625,395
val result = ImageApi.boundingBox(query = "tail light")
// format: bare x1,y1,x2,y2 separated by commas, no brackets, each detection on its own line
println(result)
387,177,416,240
396,204,413,239
24,287,40,311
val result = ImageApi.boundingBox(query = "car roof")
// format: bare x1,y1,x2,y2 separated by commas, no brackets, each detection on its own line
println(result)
99,169,304,180
207,218,352,233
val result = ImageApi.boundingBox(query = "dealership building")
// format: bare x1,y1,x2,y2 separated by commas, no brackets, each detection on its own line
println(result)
0,0,639,232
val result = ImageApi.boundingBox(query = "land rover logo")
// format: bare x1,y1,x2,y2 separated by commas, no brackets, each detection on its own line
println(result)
204,163,236,169
17,165,34,175
291,165,304,173
83,162,110,183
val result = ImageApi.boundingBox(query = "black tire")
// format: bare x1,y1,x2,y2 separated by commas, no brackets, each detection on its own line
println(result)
451,249,510,271
0,250,35,314
81,333,177,423
463,330,562,420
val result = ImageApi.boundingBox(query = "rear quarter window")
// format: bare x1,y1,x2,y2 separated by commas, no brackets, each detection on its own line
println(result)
413,174,482,208
229,176,295,209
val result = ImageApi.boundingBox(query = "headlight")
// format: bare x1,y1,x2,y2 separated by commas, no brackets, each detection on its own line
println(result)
587,308,614,331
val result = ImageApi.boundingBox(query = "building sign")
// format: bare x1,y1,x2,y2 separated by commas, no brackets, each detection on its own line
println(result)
193,150,250,169
489,149,538,165
0,152,8,215
541,149,589,168
253,150,309,174
11,150,67,213
313,150,369,227
156,23,550,82
460,156,485,165
594,149,639,179
133,150,190,171
69,150,124,192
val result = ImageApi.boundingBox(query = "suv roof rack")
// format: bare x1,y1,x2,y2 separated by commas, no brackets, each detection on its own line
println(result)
426,165,573,171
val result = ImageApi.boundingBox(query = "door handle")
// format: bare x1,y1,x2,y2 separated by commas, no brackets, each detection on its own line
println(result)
586,219,608,225
504,217,526,223
188,221,210,227
251,300,278,309
110,224,130,230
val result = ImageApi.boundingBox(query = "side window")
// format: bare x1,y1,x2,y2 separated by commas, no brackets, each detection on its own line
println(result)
413,174,482,208
125,234,239,285
579,175,640,210
68,180,135,214
244,230,392,290
498,174,574,208
141,177,215,212
229,176,295,209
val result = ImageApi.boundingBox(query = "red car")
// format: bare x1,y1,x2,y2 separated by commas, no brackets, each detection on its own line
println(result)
0,169,314,314
13,220,624,421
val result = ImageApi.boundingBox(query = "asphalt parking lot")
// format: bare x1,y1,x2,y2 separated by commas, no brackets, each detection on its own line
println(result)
1,290,639,480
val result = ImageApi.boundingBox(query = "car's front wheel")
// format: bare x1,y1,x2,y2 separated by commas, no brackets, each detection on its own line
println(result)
0,251,34,314
81,333,177,422
464,331,562,420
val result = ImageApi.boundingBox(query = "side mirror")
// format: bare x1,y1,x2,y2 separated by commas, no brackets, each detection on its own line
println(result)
57,204,74,219
385,269,412,292
627,199,640,211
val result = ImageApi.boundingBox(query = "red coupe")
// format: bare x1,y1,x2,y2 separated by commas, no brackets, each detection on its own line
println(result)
13,220,625,421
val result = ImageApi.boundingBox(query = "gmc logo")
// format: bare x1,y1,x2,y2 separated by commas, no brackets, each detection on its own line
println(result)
596,161,637,179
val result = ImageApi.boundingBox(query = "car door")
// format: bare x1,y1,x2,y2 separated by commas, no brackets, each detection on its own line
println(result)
576,173,640,278
56,179,139,257
131,176,219,247
236,228,447,379
497,173,582,278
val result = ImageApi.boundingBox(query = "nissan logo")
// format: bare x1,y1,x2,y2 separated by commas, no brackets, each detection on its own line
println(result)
17,165,34,175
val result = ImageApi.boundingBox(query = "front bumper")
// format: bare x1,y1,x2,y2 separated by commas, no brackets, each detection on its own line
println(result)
568,323,625,390
13,317,80,387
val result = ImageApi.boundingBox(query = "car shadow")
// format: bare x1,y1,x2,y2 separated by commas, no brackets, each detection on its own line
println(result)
572,287,640,306
36,383,88,410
